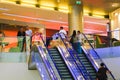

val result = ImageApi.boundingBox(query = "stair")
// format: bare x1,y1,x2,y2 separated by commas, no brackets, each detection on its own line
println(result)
69,49,96,80
77,53,97,79
49,48,74,80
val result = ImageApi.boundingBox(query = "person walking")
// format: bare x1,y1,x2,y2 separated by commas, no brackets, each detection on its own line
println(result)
96,63,110,80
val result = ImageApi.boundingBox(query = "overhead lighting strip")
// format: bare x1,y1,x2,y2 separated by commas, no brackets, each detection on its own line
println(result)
0,8,9,11
85,21,107,25
2,13,68,24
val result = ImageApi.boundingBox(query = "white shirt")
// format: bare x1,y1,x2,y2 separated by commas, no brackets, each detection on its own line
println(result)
26,29,32,36
59,29,67,39
77,33,83,42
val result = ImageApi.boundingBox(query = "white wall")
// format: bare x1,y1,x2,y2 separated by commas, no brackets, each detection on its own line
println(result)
103,57,120,80
0,63,41,80
95,47,120,80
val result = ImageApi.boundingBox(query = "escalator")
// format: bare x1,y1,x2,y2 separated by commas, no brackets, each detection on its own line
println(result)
68,48,96,80
57,32,115,80
69,49,96,80
49,48,74,80
28,45,58,80
77,52,96,79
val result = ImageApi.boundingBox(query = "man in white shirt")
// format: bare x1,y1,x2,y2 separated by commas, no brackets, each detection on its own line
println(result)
76,30,83,54
25,26,32,52
77,31,84,43
59,26,67,39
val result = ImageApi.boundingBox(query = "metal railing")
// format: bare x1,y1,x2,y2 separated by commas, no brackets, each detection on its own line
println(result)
40,34,85,80
82,33,116,80
58,33,93,80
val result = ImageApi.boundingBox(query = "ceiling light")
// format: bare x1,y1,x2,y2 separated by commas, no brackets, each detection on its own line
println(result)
112,3,119,7
40,6,54,10
22,0,36,4
92,14,104,18
21,3,35,7
57,0,60,3
115,13,118,16
59,9,69,13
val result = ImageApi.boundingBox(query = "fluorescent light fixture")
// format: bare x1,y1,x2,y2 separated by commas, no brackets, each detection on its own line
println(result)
0,0,15,3
112,3,119,7
0,8,9,11
85,21,107,25
21,3,35,7
2,13,67,24
22,0,36,4
115,13,118,16
59,6,68,10
92,14,104,18
84,13,89,16
59,9,69,13
40,6,54,10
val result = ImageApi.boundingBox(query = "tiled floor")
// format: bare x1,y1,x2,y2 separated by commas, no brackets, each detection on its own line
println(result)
0,63,41,80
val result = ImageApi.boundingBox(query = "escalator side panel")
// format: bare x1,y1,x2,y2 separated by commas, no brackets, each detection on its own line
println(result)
37,46,58,80
35,53,51,80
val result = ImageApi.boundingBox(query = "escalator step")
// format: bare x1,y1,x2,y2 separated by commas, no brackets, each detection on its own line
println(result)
80,59,88,62
49,49,74,80
52,56,61,58
61,78,73,80
57,66,67,69
78,57,86,59
78,54,85,56
53,58,63,60
87,70,96,73
50,53,60,56
82,62,91,65
61,75,73,78
54,61,65,64
50,52,59,54
60,72,71,75
83,64,92,67
59,69,69,72
55,64,66,66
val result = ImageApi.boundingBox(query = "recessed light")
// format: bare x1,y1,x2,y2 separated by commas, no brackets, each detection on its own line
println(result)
57,0,60,3
112,3,119,7
115,13,118,16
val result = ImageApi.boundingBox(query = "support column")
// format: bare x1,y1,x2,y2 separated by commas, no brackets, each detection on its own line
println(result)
68,0,83,35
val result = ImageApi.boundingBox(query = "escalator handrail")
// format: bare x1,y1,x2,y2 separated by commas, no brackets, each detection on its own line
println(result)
59,33,98,71
32,33,58,80
39,34,63,79
33,51,51,80
57,33,91,80
40,34,79,80
69,48,93,80
57,46,79,80
82,33,116,80
37,46,58,80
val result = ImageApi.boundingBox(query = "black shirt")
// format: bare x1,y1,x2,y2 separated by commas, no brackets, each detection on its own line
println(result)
97,67,108,80
17,31,25,37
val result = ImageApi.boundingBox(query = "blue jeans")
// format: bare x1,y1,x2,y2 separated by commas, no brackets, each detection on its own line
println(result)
72,42,82,54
